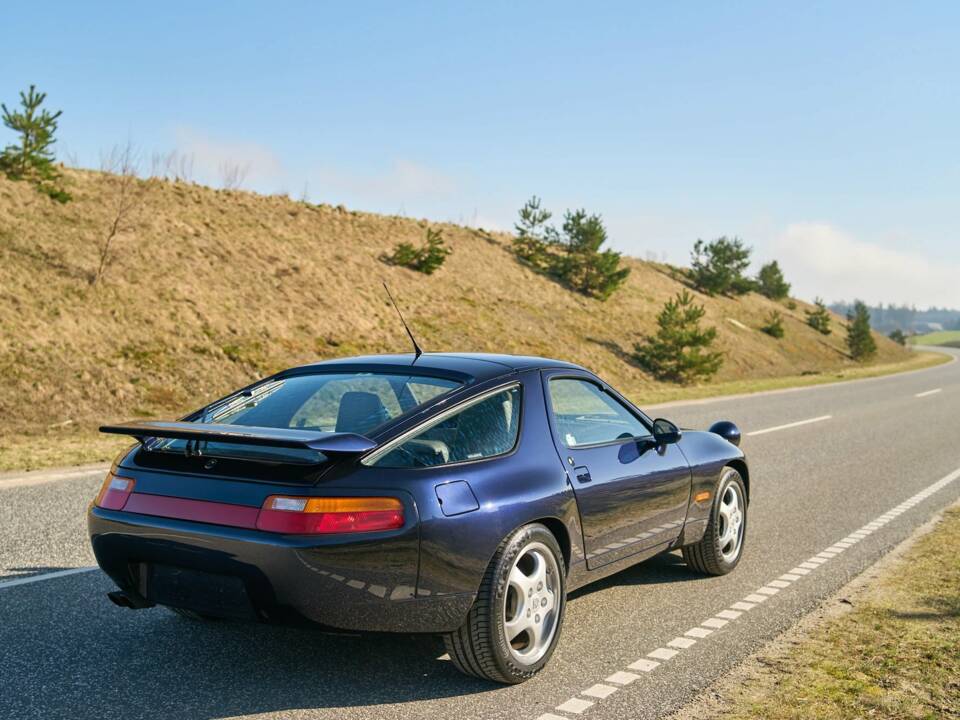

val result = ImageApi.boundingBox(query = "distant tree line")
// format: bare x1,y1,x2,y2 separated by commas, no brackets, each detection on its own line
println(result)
829,302,960,335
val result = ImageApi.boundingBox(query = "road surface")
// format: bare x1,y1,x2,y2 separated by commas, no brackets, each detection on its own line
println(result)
1,348,958,720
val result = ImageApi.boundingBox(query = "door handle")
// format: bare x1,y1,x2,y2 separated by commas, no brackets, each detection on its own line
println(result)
574,465,592,483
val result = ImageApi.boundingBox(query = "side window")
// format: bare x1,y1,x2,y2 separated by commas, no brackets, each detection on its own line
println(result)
371,386,521,468
548,378,648,448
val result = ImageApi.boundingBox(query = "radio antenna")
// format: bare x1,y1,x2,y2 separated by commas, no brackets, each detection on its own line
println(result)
382,282,423,362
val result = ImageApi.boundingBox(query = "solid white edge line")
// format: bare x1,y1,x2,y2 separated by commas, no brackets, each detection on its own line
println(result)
915,388,942,398
0,567,97,589
746,415,833,437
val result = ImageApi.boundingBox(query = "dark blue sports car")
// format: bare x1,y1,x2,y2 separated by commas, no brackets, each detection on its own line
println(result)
90,353,748,683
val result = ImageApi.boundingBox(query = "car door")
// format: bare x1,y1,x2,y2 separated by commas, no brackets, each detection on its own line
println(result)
543,372,692,569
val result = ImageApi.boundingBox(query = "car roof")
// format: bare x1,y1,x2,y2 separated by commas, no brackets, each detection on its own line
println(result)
293,352,586,382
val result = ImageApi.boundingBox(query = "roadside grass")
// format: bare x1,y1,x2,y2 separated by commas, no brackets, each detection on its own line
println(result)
638,349,949,406
910,330,960,346
683,504,960,720
0,350,948,472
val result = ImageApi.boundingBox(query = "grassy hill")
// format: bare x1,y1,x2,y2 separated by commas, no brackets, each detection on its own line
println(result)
0,169,920,469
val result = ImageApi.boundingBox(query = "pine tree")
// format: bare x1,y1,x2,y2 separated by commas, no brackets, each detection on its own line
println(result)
888,328,907,346
805,297,832,335
513,196,554,268
756,260,791,300
1,85,70,202
556,209,630,300
511,199,630,300
761,310,786,338
690,237,755,295
846,300,877,361
634,290,724,383
385,227,451,275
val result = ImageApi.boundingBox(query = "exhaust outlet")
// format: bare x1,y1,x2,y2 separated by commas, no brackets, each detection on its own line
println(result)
107,590,135,608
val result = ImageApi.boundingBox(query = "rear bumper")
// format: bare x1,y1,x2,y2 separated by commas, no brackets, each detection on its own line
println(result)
88,506,474,633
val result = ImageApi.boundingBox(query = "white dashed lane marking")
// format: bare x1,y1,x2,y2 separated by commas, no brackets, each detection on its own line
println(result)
0,567,97,590
745,414,832,437
915,388,942,398
537,465,960,720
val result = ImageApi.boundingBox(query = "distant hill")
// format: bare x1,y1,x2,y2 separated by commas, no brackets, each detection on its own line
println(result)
1,169,910,465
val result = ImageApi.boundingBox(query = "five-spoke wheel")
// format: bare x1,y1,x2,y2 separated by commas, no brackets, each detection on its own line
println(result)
682,466,748,575
444,523,566,684
503,541,561,665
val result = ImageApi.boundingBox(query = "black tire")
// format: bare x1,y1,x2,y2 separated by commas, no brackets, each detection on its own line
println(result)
443,523,566,684
167,606,220,621
682,466,747,575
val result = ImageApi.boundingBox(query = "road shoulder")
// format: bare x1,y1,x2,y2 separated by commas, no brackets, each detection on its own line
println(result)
668,500,960,720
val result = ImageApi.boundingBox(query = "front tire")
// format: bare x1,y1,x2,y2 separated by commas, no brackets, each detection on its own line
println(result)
444,523,566,684
682,466,747,575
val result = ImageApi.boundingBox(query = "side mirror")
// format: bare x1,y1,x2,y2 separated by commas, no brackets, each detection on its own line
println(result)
652,418,682,446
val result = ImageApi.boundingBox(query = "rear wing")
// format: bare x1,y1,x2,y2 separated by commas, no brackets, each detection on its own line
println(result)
99,421,377,455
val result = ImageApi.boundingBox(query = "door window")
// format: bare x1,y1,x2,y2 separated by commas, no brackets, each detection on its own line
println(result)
548,378,648,448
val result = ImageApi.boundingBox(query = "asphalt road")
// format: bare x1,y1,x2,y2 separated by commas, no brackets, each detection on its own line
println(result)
2,348,959,720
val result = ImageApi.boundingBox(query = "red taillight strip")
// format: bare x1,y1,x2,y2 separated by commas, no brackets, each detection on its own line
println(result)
113,493,406,535
122,494,260,529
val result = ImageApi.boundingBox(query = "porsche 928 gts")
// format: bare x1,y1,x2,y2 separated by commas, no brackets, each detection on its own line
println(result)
90,353,748,684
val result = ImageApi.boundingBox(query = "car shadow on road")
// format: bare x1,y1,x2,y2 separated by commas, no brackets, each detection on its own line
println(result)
0,571,502,720
567,550,702,601
2,555,703,719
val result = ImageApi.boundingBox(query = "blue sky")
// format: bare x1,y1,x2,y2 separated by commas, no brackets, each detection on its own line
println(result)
3,1,957,308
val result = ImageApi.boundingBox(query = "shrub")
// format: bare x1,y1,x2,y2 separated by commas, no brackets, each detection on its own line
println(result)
846,300,877,361
0,85,70,202
385,227,450,275
888,328,907,346
634,290,723,384
761,310,785,338
512,198,630,300
756,260,791,300
806,297,832,335
690,237,754,295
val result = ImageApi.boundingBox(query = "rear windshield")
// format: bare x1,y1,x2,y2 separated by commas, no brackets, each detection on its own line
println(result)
145,372,463,463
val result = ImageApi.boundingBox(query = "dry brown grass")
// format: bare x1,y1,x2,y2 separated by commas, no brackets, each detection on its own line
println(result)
0,169,912,470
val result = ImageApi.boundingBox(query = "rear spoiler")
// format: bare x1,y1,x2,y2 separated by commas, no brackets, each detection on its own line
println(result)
99,421,377,455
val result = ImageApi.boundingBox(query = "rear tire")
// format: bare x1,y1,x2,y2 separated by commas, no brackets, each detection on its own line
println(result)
683,466,747,575
443,523,566,684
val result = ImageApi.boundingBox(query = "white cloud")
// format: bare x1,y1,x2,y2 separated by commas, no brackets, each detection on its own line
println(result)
774,223,958,308
173,127,283,189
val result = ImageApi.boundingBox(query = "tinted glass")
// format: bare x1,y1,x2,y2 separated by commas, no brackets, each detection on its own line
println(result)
146,372,462,463
373,386,521,468
549,378,648,448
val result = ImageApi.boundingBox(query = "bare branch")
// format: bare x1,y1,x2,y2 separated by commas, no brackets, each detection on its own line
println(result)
218,161,249,190
92,141,148,285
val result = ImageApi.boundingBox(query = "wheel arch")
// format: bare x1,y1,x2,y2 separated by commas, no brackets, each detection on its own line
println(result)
530,516,572,572
726,459,750,502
